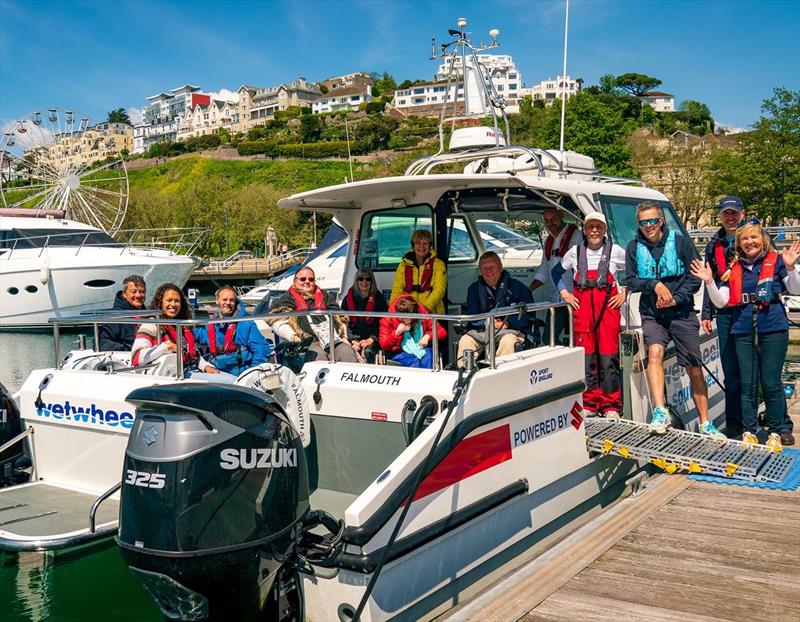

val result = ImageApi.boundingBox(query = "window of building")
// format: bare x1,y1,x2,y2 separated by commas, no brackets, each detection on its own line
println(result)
509,84,517,90
413,97,425,104
508,73,517,79
413,88,425,94
496,85,504,91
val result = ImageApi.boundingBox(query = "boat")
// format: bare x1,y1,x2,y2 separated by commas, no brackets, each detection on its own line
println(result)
1,18,795,622
0,210,201,328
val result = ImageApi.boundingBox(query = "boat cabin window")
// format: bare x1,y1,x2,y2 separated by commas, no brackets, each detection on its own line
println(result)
356,204,433,270
0,228,119,249
446,215,479,262
599,196,684,247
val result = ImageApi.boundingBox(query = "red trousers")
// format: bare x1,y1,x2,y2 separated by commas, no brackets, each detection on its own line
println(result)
573,277,622,413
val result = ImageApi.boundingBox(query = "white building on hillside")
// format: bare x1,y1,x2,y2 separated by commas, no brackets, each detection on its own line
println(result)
133,84,209,153
435,54,522,103
521,75,580,105
177,99,239,140
639,91,675,112
313,86,373,113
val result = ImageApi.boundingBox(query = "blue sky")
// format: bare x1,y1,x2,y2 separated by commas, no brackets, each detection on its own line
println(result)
1,0,798,133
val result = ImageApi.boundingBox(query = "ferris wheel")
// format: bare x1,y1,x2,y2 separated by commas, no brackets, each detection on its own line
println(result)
0,108,129,235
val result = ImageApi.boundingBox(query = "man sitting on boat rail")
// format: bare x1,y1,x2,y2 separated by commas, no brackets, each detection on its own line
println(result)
269,267,358,363
528,208,582,345
98,274,146,351
194,285,271,376
625,202,725,439
457,251,533,366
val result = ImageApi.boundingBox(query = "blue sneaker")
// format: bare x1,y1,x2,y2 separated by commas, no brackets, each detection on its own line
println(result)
649,407,669,434
700,420,726,442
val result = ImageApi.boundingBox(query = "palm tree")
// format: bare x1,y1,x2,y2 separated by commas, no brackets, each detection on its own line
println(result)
106,108,131,124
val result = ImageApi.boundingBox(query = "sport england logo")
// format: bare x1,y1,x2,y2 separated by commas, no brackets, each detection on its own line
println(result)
529,367,553,385
219,448,298,469
35,400,134,429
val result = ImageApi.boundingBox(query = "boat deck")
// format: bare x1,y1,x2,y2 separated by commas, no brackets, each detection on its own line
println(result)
443,398,800,622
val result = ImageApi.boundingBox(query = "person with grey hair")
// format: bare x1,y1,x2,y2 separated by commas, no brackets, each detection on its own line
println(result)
99,274,146,351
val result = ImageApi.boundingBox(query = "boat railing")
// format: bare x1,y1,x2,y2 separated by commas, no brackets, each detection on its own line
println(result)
48,300,573,376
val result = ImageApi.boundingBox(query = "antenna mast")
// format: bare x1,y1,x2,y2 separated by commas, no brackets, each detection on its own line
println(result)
558,0,570,154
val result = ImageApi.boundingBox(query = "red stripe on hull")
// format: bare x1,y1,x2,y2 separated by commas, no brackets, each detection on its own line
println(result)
413,424,512,501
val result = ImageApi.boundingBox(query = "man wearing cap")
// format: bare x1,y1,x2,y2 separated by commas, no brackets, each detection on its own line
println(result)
529,208,582,344
556,213,626,418
700,196,745,438
625,202,725,438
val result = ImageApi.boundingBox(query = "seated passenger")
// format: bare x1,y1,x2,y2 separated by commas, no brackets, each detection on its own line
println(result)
340,269,388,363
132,283,219,374
194,285,271,376
379,295,447,369
457,251,533,365
269,267,358,363
390,229,447,314
98,274,146,351
557,213,626,418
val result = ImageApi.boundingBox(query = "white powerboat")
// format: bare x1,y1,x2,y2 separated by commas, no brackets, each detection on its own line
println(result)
0,210,200,327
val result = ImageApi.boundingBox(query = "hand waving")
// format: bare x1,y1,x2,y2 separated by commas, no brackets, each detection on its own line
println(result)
781,240,800,271
690,259,714,285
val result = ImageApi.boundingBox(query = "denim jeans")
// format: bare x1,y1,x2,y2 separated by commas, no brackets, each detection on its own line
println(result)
716,312,743,435
733,330,789,435
392,348,434,369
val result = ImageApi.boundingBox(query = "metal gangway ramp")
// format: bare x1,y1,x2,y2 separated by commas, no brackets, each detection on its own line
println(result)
586,419,795,483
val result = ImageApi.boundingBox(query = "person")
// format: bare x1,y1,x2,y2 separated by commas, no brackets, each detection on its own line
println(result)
269,267,358,363
700,196,745,437
390,229,447,314
98,275,146,351
194,285,271,376
132,283,219,374
529,208,582,344
691,229,800,451
457,251,533,365
557,213,627,418
340,269,388,363
379,295,447,368
625,202,724,438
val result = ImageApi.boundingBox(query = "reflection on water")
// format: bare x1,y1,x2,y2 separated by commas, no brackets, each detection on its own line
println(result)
0,332,87,392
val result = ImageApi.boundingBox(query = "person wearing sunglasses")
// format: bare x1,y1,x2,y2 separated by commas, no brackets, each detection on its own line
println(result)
390,229,447,314
691,227,800,451
699,196,746,437
625,202,724,439
341,269,388,363
269,267,357,363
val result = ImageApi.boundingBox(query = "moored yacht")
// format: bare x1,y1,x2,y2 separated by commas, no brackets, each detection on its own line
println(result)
0,210,199,327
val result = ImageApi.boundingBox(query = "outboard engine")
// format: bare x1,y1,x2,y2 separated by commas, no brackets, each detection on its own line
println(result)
118,383,310,622
0,382,29,487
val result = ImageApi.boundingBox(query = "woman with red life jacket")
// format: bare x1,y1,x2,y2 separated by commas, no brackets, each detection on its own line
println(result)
556,212,627,419
691,226,800,451
379,295,447,368
390,229,447,314
269,267,358,363
341,268,388,363
131,283,219,374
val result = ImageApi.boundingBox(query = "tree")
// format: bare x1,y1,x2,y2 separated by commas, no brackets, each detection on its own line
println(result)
371,71,397,96
677,100,714,135
353,115,399,151
107,108,131,124
598,74,620,95
299,115,322,143
398,79,413,89
708,87,800,225
614,73,662,97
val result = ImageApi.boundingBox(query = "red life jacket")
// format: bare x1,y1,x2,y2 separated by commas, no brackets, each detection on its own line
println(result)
404,255,435,294
163,325,197,363
728,251,778,308
573,269,619,334
344,288,376,326
289,286,326,311
207,321,237,354
713,238,732,280
544,224,578,260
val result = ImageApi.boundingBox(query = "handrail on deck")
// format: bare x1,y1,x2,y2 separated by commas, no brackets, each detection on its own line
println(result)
0,427,33,455
49,300,573,373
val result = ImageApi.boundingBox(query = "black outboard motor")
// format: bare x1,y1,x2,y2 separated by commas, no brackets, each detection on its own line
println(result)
118,383,310,622
0,382,29,487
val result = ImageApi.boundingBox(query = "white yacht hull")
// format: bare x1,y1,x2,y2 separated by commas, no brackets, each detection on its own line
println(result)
0,248,196,327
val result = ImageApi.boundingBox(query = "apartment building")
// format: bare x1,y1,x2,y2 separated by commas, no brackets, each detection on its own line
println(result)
320,72,373,92
313,86,373,113
639,91,675,112
176,99,239,140
521,75,580,105
246,78,322,127
133,84,209,153
41,122,134,167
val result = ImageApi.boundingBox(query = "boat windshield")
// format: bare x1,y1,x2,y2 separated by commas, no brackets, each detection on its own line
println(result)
476,220,540,251
0,228,120,249
599,195,684,247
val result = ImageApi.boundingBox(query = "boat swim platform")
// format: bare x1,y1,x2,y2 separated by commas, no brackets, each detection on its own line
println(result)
0,482,118,551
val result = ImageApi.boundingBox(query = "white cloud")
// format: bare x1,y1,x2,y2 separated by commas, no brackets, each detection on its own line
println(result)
127,107,143,125
208,89,239,103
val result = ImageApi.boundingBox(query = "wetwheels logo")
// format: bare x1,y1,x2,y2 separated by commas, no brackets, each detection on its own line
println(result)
35,400,134,429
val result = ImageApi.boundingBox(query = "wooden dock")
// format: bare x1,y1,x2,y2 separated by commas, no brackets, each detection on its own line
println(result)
443,400,800,622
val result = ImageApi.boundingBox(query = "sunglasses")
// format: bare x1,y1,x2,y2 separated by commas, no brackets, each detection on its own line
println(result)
638,217,661,227
357,276,372,282
295,277,315,283
737,218,761,228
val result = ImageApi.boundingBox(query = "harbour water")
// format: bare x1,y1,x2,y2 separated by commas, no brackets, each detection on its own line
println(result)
0,331,798,621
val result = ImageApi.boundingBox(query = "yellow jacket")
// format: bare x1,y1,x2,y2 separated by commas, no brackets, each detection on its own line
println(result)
390,250,447,314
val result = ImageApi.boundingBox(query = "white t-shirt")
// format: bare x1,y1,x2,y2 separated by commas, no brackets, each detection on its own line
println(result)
557,242,626,292
533,225,583,302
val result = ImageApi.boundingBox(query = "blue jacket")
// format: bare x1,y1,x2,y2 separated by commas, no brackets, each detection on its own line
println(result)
625,226,700,319
728,254,790,335
98,291,140,351
194,303,271,376
466,271,533,332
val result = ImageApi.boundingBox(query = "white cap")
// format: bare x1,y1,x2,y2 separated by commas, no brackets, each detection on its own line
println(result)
584,211,607,226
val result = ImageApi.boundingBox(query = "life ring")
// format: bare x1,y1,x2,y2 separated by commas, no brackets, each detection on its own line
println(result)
235,363,311,447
